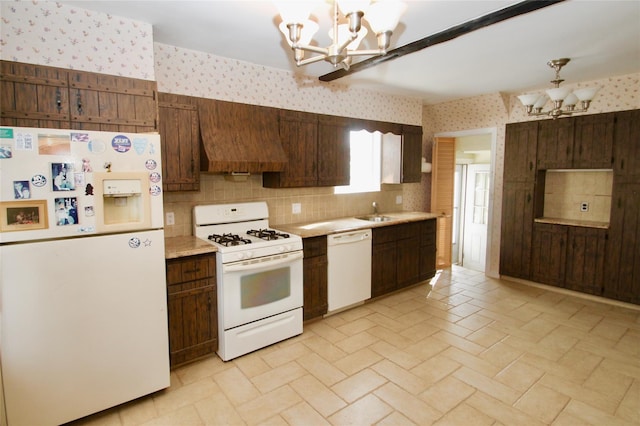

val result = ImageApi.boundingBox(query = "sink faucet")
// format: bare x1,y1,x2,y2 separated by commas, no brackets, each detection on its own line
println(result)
372,201,378,215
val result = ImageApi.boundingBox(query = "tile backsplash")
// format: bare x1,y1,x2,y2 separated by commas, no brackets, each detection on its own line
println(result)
543,170,613,223
162,174,405,237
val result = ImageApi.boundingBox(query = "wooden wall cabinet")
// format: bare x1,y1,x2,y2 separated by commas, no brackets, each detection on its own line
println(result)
613,109,640,183
536,118,575,169
1,60,158,132
302,236,328,320
400,125,423,183
158,93,200,191
166,254,217,368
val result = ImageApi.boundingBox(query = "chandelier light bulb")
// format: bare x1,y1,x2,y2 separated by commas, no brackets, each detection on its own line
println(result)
574,87,600,101
364,0,407,34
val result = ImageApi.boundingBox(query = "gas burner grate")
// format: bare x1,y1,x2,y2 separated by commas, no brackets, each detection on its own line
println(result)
208,233,252,246
247,229,290,241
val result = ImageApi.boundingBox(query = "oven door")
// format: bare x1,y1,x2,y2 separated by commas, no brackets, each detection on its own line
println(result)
219,250,303,330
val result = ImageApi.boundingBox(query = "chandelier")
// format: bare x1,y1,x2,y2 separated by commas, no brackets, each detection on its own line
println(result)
275,0,407,70
518,58,599,119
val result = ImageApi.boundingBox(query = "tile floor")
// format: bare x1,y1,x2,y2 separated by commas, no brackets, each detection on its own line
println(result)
72,266,640,426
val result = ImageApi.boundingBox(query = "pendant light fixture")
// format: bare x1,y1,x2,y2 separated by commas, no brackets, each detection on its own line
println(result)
275,0,407,70
518,58,599,119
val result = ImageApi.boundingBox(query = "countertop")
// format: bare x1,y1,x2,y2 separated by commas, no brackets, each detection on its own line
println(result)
164,235,217,259
534,217,609,229
275,211,439,238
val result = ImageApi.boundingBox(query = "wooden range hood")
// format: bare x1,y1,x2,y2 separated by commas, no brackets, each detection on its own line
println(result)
197,99,287,174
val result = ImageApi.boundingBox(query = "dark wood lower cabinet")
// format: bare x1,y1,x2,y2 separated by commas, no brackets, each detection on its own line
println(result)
531,223,567,287
166,254,217,368
565,227,606,296
419,219,437,281
500,182,535,279
302,236,328,320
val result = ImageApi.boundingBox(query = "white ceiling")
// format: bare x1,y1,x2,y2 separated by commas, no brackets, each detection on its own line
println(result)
60,0,640,105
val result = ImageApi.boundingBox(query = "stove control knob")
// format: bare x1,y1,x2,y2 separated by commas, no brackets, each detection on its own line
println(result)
237,252,250,260
278,245,287,253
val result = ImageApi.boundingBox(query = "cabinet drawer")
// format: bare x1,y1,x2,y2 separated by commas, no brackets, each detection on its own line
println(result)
303,236,327,257
166,254,215,285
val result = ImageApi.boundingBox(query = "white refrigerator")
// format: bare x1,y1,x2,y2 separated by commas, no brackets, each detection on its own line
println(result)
0,127,170,425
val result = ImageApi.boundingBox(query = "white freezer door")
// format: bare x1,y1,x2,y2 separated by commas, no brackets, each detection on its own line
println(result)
0,230,170,426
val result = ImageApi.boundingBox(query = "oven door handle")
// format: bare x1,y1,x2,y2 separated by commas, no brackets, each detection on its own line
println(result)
223,250,303,273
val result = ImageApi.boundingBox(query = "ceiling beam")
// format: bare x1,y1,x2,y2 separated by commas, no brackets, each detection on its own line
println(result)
319,0,565,82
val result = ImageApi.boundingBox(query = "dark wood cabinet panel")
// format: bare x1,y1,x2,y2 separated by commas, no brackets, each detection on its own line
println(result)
573,112,615,169
401,125,423,183
537,118,575,169
158,93,200,191
397,236,420,288
1,60,70,128
372,240,397,298
264,110,319,188
613,109,640,183
302,236,328,320
565,227,606,296
604,183,640,304
1,60,158,132
531,223,567,287
500,182,535,279
317,114,351,187
419,219,437,281
166,254,217,368
504,121,538,182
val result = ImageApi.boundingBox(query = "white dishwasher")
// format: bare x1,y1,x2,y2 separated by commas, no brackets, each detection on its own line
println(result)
327,229,372,313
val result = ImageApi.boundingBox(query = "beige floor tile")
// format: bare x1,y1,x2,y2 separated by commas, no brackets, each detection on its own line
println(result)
152,378,219,416
370,340,423,370
442,346,502,377
140,405,203,426
233,352,272,379
296,352,347,386
281,401,331,426
366,325,414,349
375,410,418,426
583,365,633,403
119,397,158,426
213,367,260,406
335,330,378,353
290,375,347,418
259,342,311,368
194,394,245,426
410,355,461,385
494,359,545,393
466,391,546,426
398,320,440,342
453,366,521,405
331,368,388,403
174,355,229,385
374,382,442,424
371,359,429,394
616,379,640,423
301,335,348,363
433,402,495,426
328,394,393,426
514,383,570,424
465,323,506,348
539,372,620,414
478,341,523,370
404,335,450,361
336,317,376,336
305,321,348,344
333,347,384,376
560,399,633,426
236,385,301,425
420,375,475,413
251,361,307,394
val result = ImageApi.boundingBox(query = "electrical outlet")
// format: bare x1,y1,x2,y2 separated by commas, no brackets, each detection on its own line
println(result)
396,195,403,204
165,211,175,225
580,202,589,212
292,203,301,214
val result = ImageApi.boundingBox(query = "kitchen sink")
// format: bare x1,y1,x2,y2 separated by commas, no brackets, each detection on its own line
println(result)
355,215,393,222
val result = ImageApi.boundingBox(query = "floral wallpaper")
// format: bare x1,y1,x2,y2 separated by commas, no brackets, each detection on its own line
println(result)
0,0,155,80
154,43,422,125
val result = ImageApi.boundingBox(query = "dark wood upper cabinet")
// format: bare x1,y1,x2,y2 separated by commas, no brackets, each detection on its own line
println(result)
537,117,575,169
1,60,158,132
1,60,71,128
572,112,615,169
613,109,640,183
504,121,538,183
158,93,200,192
317,114,352,187
400,125,423,183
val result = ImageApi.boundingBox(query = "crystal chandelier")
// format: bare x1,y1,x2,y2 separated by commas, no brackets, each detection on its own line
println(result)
275,0,407,70
518,58,599,119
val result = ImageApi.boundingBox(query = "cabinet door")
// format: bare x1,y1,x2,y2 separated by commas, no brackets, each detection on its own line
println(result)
604,183,640,304
401,125,422,183
264,110,318,188
504,121,538,182
159,95,200,191
371,240,397,297
565,227,606,296
317,115,350,187
167,280,217,367
0,60,70,128
419,219,437,281
613,109,640,183
302,236,328,320
573,113,615,169
68,70,158,132
397,235,420,288
500,182,535,279
531,223,567,286
537,118,574,169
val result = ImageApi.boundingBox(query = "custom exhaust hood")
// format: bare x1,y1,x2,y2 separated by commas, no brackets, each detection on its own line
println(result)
197,99,288,174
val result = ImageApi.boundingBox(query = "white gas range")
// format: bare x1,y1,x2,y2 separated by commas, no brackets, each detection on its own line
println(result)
193,202,303,361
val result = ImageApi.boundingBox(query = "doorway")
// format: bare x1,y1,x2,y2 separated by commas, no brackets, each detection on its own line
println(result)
434,129,495,274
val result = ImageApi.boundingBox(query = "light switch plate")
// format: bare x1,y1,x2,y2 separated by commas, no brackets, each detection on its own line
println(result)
396,195,403,204
165,211,175,225
292,203,301,214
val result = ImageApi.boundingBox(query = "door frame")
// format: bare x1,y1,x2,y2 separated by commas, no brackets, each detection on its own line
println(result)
435,127,498,277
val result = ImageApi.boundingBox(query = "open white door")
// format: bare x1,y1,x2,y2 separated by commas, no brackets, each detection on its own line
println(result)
462,164,490,271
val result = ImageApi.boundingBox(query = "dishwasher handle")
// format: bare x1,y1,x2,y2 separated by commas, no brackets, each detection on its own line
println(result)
328,229,372,246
